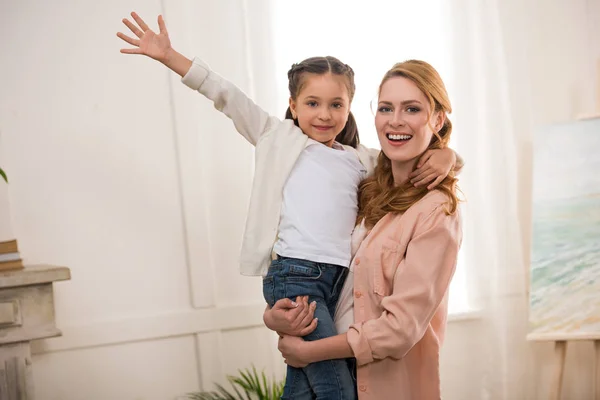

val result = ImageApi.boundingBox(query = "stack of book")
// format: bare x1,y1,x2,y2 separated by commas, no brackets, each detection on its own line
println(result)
0,239,23,271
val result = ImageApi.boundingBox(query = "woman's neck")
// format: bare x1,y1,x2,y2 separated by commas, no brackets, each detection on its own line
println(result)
391,159,418,187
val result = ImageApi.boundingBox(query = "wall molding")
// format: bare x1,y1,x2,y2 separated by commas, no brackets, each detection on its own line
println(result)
30,301,486,356
30,303,266,355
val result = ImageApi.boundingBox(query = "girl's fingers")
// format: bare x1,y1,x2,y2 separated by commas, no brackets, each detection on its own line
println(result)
413,172,437,187
120,48,142,55
122,18,144,38
157,15,168,34
117,32,139,47
416,150,433,169
427,175,445,190
410,167,432,183
131,12,150,32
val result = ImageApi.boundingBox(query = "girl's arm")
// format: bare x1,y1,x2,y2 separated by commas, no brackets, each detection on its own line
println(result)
117,12,279,146
410,148,463,189
358,144,462,190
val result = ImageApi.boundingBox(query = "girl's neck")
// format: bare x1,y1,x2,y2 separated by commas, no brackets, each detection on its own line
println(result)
391,159,418,187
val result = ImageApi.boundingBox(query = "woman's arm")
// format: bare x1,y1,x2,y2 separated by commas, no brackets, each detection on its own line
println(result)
263,296,318,336
117,12,279,146
278,332,353,368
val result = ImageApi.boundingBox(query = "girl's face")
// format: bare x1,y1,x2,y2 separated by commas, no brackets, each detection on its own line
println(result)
289,73,350,147
375,76,444,163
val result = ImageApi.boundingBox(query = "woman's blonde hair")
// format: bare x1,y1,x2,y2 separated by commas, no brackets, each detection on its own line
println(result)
357,60,459,229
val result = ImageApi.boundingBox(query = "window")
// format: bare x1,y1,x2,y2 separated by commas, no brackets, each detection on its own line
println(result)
270,0,470,314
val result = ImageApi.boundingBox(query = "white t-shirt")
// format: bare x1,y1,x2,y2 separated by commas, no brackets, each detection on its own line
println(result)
273,142,367,267
334,221,369,333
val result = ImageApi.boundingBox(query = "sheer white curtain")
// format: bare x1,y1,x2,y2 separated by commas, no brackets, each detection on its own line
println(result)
444,0,534,397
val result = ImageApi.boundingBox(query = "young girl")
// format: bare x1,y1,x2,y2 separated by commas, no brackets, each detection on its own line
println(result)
275,59,462,400
117,13,459,399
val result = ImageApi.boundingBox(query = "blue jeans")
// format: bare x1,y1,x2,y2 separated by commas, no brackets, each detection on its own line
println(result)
263,256,356,400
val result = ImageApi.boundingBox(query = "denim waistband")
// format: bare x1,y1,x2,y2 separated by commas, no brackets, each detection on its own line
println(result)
275,254,346,269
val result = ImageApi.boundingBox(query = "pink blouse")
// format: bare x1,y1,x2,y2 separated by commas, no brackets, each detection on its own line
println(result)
346,191,462,399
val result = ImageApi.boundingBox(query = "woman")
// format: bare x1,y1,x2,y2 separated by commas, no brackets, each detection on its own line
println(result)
264,59,462,399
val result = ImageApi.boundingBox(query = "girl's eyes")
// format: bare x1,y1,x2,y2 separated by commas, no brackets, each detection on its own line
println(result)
378,106,392,113
406,107,420,113
305,101,344,109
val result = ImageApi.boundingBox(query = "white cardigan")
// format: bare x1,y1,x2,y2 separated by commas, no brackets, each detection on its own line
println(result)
181,57,379,276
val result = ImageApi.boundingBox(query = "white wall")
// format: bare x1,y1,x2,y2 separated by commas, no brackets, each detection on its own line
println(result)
0,1,283,399
1,0,599,399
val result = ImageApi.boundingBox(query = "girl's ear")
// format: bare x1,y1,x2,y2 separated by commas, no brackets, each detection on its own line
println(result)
289,97,297,119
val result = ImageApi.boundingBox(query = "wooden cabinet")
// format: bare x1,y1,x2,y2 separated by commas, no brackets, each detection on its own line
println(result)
0,265,70,400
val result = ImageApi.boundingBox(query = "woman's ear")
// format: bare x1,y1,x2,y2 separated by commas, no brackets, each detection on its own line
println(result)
289,97,297,119
434,111,446,133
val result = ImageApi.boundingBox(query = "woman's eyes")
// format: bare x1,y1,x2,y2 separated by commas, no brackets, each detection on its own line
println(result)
377,106,420,113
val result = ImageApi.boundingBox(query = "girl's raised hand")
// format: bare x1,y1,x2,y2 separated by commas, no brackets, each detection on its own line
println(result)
117,12,172,63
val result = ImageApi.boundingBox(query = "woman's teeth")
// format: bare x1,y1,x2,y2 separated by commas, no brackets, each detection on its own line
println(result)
387,134,412,141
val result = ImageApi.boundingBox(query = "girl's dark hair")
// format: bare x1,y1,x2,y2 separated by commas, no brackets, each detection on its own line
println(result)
284,56,360,148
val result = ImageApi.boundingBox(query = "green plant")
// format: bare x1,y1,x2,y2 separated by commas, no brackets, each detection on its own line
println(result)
0,167,6,183
185,365,284,400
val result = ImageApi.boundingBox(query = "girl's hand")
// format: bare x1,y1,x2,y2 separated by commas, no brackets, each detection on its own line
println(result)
410,148,456,189
278,334,310,368
263,296,318,337
117,12,173,63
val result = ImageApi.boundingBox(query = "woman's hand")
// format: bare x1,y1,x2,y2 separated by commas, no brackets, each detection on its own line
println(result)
263,296,318,337
117,12,173,63
278,334,310,368
410,148,456,189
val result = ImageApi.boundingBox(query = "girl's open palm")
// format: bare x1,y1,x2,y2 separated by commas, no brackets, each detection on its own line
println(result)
117,12,171,62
